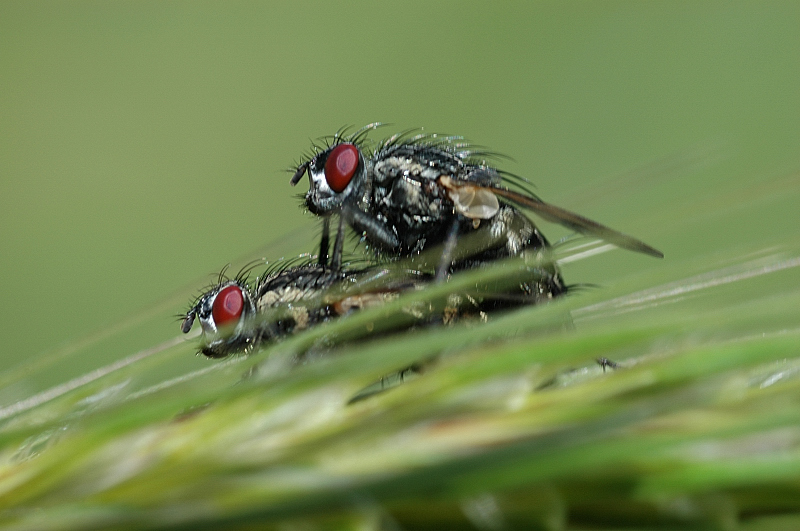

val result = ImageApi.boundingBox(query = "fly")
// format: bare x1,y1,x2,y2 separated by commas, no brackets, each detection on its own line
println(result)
180,254,564,358
290,125,662,284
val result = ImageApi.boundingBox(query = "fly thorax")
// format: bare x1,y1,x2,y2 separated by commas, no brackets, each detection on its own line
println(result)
374,156,422,182
257,285,313,310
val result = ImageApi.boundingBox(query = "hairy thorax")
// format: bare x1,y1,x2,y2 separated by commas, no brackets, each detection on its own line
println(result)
371,156,458,252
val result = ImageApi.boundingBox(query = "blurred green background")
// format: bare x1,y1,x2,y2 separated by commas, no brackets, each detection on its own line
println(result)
1,1,798,393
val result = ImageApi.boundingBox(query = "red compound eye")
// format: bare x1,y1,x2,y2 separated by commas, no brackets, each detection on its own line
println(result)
324,143,359,193
212,285,244,328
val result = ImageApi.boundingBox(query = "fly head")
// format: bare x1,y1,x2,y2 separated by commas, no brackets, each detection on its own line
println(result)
295,142,368,215
181,280,258,358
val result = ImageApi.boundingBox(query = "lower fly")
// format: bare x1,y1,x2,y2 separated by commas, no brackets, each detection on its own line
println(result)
180,253,564,358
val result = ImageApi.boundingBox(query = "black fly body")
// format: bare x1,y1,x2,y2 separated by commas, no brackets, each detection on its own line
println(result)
290,125,663,296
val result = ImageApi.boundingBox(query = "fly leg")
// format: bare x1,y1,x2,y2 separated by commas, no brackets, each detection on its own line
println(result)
345,208,402,252
331,215,346,271
597,357,620,372
318,217,330,267
435,218,460,282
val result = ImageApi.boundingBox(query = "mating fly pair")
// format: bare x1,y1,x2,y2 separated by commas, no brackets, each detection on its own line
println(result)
182,124,661,357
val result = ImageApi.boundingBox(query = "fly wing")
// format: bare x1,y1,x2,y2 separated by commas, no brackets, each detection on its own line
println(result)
489,186,664,258
440,175,500,220
450,185,501,220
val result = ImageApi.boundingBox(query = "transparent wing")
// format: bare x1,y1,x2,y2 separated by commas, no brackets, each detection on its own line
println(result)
488,186,664,258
